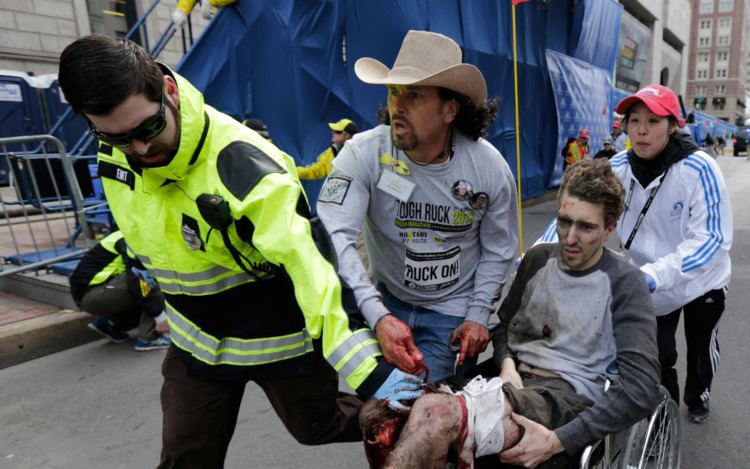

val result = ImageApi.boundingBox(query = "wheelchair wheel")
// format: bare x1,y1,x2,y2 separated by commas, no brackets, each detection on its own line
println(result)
620,388,680,469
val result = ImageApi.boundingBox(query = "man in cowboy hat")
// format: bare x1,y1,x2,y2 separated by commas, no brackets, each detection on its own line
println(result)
317,30,519,385
298,118,360,180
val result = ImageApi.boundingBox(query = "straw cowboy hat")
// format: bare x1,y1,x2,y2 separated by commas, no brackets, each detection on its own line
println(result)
354,30,487,106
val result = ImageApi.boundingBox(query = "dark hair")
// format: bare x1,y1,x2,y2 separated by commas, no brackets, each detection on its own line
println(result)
58,34,164,116
376,87,498,140
244,118,268,132
343,122,360,135
558,159,624,228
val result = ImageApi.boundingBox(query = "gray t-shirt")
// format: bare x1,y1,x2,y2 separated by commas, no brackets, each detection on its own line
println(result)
493,244,661,452
317,125,518,327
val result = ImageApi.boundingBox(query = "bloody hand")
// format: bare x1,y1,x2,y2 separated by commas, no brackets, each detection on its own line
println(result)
375,314,425,374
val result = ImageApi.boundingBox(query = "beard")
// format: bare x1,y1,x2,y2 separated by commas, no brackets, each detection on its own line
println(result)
390,115,418,151
128,98,181,168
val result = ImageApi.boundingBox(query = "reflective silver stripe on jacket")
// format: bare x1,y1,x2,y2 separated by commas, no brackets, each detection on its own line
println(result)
148,264,234,282
166,306,313,365
135,260,273,294
158,271,255,295
328,329,382,378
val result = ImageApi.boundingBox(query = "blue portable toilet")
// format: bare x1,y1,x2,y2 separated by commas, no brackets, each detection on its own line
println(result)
0,70,46,185
39,74,95,155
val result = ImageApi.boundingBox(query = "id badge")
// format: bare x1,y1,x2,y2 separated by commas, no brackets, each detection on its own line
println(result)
377,170,415,202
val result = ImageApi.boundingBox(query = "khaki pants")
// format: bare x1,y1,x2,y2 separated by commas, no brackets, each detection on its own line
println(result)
157,346,363,469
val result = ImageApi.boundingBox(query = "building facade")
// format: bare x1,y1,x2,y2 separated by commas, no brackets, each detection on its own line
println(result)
0,0,209,75
686,0,750,124
616,0,692,97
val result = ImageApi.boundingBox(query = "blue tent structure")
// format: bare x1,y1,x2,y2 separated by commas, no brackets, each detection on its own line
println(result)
177,0,625,203
0,0,627,201
0,72,48,185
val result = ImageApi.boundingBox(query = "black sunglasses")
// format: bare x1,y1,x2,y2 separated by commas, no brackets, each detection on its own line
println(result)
88,92,167,147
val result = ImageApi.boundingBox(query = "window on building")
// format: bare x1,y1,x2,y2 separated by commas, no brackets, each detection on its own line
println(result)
716,85,726,94
718,34,731,45
87,0,141,43
699,36,711,47
699,19,712,29
697,70,708,79
718,17,731,29
699,52,710,63
697,85,706,96
716,68,728,78
700,0,714,14
716,50,729,62
718,0,734,12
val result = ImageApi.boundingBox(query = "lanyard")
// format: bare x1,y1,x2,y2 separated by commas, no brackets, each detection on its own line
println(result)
621,168,669,250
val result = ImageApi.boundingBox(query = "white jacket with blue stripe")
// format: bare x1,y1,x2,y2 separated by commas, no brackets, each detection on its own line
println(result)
610,149,732,315
538,149,732,316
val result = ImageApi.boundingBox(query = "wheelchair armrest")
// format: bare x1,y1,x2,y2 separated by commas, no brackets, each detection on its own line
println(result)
579,438,605,469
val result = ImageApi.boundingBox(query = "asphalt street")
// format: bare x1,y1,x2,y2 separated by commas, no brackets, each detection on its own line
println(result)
1,155,749,468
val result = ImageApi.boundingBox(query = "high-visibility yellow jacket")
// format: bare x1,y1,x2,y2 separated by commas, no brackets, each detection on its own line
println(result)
176,0,236,14
564,140,590,165
297,145,338,180
97,67,389,395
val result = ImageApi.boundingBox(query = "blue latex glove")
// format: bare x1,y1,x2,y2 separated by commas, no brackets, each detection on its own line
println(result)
644,273,656,293
374,368,425,413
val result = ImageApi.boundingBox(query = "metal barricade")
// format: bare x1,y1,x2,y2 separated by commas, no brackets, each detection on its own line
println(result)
0,135,104,277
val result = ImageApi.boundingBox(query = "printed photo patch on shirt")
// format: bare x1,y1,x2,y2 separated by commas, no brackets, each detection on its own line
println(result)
452,180,473,201
318,176,352,205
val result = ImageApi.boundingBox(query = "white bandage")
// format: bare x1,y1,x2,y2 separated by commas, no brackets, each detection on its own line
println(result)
458,376,506,457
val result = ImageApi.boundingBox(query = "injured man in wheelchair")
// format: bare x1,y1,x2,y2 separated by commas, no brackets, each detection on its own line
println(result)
360,159,661,469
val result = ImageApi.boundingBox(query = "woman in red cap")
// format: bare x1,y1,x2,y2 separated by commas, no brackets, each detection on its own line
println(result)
610,84,733,424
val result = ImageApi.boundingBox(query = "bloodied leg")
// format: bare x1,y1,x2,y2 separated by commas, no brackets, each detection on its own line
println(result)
362,376,522,469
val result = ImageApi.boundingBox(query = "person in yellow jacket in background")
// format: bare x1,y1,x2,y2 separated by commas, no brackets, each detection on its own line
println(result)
171,0,237,26
59,35,424,469
297,118,360,180
563,127,591,170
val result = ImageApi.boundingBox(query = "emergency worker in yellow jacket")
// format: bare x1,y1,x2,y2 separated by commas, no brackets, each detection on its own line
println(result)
58,35,423,468
297,118,359,180
564,127,591,167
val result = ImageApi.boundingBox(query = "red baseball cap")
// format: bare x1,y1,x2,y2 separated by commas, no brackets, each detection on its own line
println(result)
615,84,685,127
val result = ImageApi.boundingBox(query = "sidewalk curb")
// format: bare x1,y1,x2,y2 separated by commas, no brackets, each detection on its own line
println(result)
0,309,98,369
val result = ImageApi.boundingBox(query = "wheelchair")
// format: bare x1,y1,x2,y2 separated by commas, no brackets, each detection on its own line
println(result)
579,385,680,469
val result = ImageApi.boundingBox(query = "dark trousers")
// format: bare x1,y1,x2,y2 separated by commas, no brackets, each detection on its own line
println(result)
657,288,724,408
80,273,157,340
157,346,362,469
